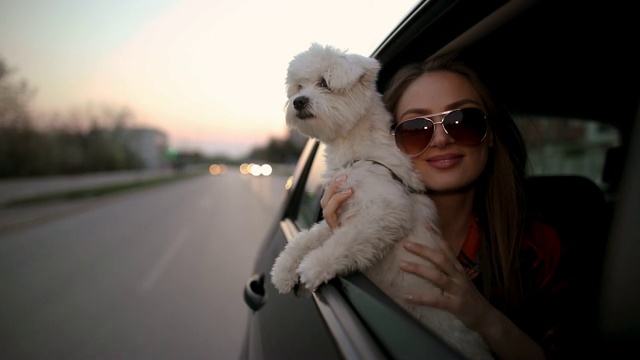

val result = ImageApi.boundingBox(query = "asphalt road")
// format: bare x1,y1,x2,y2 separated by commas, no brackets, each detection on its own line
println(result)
0,171,288,359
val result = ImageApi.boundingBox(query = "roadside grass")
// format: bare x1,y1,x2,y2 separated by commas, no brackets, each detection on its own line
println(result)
3,171,204,208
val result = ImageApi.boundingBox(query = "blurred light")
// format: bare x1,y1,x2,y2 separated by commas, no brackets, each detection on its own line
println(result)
285,176,294,190
209,164,227,175
241,162,273,176
249,163,262,176
260,164,272,176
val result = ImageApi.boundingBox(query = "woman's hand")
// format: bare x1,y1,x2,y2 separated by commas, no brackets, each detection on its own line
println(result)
319,175,352,230
399,238,493,331
400,238,546,359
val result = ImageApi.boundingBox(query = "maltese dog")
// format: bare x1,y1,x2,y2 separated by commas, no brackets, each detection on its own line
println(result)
270,43,491,360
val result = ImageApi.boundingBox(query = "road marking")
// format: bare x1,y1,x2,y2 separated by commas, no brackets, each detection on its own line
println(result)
139,227,190,293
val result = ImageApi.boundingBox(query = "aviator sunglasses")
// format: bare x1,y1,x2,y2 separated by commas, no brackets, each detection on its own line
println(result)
391,107,488,156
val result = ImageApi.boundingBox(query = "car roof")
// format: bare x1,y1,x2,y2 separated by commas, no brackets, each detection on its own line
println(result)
372,0,640,136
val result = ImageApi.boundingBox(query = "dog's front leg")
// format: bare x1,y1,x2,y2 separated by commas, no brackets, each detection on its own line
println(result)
297,215,408,291
270,221,333,294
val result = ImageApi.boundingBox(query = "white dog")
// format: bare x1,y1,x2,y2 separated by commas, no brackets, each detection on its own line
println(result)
270,43,492,360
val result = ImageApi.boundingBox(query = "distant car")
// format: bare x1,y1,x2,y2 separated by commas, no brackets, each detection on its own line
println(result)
241,0,640,358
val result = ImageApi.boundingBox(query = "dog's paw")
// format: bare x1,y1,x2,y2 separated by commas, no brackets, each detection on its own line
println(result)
296,254,337,291
270,254,301,294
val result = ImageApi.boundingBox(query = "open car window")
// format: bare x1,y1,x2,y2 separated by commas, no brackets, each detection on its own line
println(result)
294,141,325,230
283,115,625,359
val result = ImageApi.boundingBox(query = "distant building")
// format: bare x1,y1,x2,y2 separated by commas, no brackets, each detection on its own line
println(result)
122,128,169,169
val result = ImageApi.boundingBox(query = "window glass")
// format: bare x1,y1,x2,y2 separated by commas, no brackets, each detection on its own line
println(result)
288,139,317,192
515,116,621,190
295,143,327,229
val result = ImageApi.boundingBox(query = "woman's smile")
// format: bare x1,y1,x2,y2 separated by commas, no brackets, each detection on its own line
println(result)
425,153,463,169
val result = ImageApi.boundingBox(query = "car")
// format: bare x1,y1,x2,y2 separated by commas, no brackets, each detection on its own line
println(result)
241,0,640,358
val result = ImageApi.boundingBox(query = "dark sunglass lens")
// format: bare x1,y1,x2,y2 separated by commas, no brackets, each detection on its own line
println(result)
444,108,487,146
395,119,433,156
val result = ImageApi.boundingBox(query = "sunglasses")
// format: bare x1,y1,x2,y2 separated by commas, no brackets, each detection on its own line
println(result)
391,107,488,156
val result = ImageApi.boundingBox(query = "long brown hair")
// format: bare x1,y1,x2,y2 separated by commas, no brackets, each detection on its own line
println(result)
382,52,529,316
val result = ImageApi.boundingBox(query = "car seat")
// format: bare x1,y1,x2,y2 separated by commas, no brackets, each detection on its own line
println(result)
525,175,610,353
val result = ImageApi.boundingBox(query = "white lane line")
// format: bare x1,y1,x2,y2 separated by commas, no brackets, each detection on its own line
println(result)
139,227,190,293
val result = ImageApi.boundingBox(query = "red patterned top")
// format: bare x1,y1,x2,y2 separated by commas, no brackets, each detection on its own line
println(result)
457,216,564,288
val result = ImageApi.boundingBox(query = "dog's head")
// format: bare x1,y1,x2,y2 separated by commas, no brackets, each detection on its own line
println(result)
285,43,381,143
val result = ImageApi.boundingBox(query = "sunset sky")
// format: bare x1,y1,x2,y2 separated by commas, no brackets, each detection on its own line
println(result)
0,0,418,158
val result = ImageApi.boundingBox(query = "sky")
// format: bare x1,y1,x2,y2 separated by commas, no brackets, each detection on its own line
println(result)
0,0,418,159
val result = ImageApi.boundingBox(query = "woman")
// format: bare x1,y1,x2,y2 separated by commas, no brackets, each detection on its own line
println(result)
321,53,568,359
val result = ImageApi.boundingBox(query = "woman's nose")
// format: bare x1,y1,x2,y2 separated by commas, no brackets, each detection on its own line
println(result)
429,121,454,147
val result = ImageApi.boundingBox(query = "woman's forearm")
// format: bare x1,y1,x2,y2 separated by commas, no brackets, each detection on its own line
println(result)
477,308,545,360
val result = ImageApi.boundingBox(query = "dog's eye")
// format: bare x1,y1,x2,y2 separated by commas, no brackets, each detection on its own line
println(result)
319,78,329,89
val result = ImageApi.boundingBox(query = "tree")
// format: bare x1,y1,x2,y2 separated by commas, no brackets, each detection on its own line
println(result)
0,56,40,177
0,56,146,177
246,137,304,164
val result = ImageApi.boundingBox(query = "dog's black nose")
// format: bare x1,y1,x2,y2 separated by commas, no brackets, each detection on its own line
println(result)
293,96,309,111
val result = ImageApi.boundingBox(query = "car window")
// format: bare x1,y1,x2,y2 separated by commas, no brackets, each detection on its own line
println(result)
295,142,326,230
515,116,621,191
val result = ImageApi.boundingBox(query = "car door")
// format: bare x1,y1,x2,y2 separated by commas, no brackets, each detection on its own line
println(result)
241,140,344,359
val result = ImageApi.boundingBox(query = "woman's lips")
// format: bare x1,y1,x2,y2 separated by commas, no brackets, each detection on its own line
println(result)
426,154,463,169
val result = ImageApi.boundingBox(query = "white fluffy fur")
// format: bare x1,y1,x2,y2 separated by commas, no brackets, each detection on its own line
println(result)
270,43,492,360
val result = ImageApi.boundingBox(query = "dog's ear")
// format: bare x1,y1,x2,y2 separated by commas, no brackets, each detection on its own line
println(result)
327,54,381,90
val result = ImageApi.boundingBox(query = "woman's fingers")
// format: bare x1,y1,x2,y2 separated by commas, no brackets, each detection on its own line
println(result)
437,238,467,273
320,174,347,207
322,197,341,229
400,239,473,306
400,239,493,329
320,175,352,230
400,260,450,289
403,239,460,277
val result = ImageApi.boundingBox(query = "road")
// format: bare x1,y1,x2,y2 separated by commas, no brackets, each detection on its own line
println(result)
0,171,288,359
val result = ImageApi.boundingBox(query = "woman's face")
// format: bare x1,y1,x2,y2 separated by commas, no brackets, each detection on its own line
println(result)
395,70,490,193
